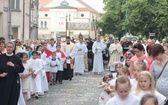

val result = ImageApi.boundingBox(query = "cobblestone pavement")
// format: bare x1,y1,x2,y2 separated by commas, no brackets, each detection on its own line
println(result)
27,72,105,105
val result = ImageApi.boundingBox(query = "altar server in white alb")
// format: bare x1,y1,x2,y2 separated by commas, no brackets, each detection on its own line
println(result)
70,34,88,75
54,44,66,84
29,51,43,99
106,76,140,105
50,52,60,85
92,35,105,74
47,38,56,52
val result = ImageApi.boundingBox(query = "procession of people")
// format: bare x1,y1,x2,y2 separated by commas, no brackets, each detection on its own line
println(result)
0,34,168,105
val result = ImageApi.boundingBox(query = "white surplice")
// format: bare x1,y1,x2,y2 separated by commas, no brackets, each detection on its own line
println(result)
106,93,140,105
29,58,43,94
109,43,123,72
133,90,166,105
70,42,88,73
47,44,56,52
55,51,66,71
92,41,105,73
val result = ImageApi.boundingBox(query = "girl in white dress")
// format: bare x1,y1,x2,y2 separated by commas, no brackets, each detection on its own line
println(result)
20,52,34,102
131,61,147,92
99,73,114,105
106,76,140,105
140,94,158,105
134,71,166,105
29,51,43,99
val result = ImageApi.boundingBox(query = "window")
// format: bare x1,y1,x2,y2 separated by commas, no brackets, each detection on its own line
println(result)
41,21,43,28
44,21,47,28
11,0,20,10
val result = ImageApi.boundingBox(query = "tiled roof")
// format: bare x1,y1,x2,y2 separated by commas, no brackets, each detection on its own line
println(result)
77,0,99,14
77,8,89,11
39,8,50,11
39,0,52,6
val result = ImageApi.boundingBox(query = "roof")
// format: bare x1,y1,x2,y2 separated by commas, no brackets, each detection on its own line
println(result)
39,8,50,11
39,0,100,14
77,0,99,14
39,0,52,6
77,8,90,11
51,5,77,9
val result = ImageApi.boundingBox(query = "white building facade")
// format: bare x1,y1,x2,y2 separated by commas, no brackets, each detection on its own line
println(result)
38,0,100,40
0,0,9,40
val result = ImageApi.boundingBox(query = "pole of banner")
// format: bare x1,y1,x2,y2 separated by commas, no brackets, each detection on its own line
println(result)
69,13,71,37
22,0,25,40
66,14,68,36
8,0,13,41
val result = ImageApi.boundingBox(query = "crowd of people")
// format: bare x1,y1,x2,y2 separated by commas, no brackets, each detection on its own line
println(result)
0,35,168,105
98,37,168,105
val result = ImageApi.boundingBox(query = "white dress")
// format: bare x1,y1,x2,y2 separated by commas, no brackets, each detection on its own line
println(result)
92,41,105,73
29,58,43,94
133,90,166,105
17,79,26,105
20,61,32,92
130,79,138,93
70,42,88,73
106,93,140,105
38,58,49,93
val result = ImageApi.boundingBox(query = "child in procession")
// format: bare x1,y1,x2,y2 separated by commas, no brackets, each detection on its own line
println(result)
19,52,34,102
134,71,166,105
106,76,140,105
99,73,114,105
140,94,158,105
29,51,43,99
131,60,147,92
50,52,60,85
54,44,66,84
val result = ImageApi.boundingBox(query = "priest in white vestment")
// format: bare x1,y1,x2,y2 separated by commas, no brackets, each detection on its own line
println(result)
62,36,75,80
92,35,105,74
70,34,88,75
109,39,123,72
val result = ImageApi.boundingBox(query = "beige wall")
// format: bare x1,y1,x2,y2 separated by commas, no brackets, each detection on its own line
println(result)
0,0,9,41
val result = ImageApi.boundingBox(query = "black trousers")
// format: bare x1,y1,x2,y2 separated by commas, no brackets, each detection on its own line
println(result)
88,58,93,71
63,64,73,80
56,71,63,83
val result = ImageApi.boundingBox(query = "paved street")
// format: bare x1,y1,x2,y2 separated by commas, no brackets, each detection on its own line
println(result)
27,72,104,105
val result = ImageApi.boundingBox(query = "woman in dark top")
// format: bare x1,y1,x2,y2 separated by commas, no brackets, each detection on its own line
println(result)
0,42,24,105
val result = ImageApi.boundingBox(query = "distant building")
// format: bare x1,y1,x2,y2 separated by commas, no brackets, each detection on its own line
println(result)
0,0,9,40
38,0,100,40
0,0,38,41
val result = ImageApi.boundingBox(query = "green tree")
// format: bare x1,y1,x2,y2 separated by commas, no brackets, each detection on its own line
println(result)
98,0,127,39
99,0,168,39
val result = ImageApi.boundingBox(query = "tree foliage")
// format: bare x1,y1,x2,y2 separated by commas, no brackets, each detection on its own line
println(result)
98,0,168,39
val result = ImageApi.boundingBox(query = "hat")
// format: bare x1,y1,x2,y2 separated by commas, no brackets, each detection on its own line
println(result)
78,34,83,39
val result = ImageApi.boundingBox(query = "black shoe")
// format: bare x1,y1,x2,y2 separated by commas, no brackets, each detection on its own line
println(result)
35,95,39,99
59,82,62,84
69,78,72,81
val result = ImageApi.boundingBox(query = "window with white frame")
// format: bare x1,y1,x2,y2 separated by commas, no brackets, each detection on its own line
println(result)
41,21,43,28
44,21,47,28
11,0,20,10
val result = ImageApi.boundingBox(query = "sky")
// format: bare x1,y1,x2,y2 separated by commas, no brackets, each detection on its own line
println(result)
83,0,105,13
